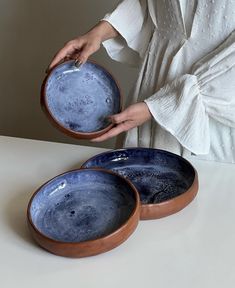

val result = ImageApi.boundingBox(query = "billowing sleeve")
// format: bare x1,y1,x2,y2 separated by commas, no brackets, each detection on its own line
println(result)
101,0,154,66
145,31,235,155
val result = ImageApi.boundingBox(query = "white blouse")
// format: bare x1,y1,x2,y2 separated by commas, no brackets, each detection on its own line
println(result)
102,0,235,163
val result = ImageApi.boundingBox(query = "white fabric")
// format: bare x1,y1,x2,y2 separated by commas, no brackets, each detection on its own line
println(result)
102,0,235,163
102,0,154,66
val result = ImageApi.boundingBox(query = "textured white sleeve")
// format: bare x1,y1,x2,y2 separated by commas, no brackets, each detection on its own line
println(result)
145,31,235,155
101,0,154,66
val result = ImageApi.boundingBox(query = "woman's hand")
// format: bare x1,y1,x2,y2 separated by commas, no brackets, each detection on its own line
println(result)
48,34,101,71
48,21,118,71
92,102,152,142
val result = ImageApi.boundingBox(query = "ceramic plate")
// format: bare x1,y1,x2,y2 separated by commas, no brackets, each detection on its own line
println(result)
29,169,137,243
81,148,198,219
41,60,121,138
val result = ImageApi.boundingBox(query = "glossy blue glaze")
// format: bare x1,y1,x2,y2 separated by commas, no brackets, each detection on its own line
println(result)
82,149,195,204
30,170,136,242
45,61,121,133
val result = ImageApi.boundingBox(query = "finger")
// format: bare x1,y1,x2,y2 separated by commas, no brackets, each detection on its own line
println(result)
65,51,80,61
91,123,129,142
76,43,98,64
49,48,73,70
48,41,83,70
111,110,129,124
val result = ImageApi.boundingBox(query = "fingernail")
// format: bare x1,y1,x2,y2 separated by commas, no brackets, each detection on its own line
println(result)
104,116,112,125
74,59,83,69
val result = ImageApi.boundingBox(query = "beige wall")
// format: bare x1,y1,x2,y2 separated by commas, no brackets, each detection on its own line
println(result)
0,0,137,148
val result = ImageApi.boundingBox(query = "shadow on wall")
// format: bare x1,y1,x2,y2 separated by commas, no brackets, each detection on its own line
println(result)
0,0,137,148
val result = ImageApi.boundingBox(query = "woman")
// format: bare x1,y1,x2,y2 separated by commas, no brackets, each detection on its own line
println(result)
49,0,235,163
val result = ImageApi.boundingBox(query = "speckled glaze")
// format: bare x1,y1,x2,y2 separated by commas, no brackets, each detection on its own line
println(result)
41,60,121,139
27,169,140,257
81,148,199,220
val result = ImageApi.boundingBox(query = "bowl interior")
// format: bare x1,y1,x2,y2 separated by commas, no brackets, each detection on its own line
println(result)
29,170,136,243
44,61,121,133
82,149,195,205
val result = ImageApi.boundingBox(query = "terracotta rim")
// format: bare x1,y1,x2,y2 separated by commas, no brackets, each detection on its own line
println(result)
81,148,199,220
140,170,198,220
27,168,140,257
41,59,123,140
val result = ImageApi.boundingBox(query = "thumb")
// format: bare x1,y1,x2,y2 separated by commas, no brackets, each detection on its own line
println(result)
110,109,129,124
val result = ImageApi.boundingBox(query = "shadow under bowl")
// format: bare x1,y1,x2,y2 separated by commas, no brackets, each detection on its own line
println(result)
81,148,198,220
27,169,140,258
41,60,121,139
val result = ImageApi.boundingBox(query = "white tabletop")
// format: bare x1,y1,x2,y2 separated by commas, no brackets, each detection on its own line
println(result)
0,136,235,288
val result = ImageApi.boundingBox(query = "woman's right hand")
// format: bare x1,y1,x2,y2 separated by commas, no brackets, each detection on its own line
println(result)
48,21,118,72
48,33,102,71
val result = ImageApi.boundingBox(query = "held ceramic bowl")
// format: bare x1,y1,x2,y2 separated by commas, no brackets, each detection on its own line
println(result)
27,169,140,258
81,148,199,220
41,60,122,139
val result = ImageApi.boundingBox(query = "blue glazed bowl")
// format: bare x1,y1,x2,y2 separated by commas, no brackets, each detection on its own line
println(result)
41,60,121,139
27,169,140,257
81,148,198,220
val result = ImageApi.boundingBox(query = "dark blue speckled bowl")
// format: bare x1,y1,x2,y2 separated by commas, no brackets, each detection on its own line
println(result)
27,169,140,258
41,60,121,139
81,148,198,220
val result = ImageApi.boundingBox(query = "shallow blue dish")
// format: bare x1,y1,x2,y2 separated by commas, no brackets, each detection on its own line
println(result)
28,169,137,243
81,148,198,219
41,60,121,139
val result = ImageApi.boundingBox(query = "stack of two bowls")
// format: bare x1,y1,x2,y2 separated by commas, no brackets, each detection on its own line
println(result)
27,61,198,258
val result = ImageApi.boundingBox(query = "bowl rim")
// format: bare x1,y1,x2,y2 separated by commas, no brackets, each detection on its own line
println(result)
80,147,198,208
27,167,140,245
41,59,123,139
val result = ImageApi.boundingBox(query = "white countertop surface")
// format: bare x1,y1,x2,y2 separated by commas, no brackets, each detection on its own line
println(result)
0,136,235,288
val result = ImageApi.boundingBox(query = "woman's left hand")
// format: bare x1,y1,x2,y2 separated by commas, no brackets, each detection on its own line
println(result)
91,102,152,142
